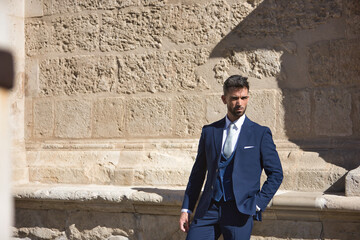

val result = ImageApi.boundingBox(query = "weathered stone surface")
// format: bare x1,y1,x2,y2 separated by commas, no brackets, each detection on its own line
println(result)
353,89,360,136
54,99,92,138
278,89,311,139
297,169,347,191
117,49,209,94
246,90,277,133
163,0,231,45
93,98,125,138
252,220,322,239
214,49,283,81
40,56,116,96
33,98,53,138
174,95,206,137
100,9,163,51
52,13,99,52
206,94,227,123
309,39,360,86
323,222,360,240
314,88,352,136
25,0,44,17
44,0,77,14
126,97,172,137
345,0,360,36
346,166,360,197
234,0,342,38
25,19,51,56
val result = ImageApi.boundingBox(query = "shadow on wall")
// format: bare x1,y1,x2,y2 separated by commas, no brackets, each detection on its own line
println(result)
210,0,360,193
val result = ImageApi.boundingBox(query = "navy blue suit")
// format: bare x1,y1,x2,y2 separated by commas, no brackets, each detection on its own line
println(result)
182,116,283,237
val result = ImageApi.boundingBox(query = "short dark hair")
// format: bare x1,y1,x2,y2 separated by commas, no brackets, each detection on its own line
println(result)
223,75,249,95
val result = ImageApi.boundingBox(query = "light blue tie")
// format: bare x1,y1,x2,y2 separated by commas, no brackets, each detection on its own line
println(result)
223,123,236,159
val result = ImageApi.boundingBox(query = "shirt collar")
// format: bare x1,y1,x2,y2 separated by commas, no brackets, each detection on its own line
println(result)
225,114,246,130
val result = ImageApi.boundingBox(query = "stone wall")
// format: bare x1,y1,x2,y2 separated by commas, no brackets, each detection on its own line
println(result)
13,0,360,239
24,0,360,192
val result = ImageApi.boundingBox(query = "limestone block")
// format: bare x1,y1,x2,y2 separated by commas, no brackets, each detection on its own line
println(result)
296,169,347,192
100,9,163,51
33,98,53,138
25,0,43,17
206,94,227,123
141,169,190,186
345,166,360,197
252,220,322,239
163,0,231,45
138,215,181,240
43,0,76,15
113,169,135,186
353,89,360,136
174,95,206,137
24,98,33,141
52,13,99,52
230,1,255,27
277,89,311,139
93,98,125,138
314,88,352,136
40,56,116,96
29,167,88,184
214,49,282,81
54,99,92,138
309,39,360,86
246,90,277,133
25,19,51,56
126,97,172,137
117,49,209,94
234,0,342,38
345,0,360,37
323,222,360,240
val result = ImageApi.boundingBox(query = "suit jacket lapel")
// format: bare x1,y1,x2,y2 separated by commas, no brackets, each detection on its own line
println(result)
213,117,225,159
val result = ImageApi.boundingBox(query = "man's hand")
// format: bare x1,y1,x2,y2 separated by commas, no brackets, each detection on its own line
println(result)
179,212,190,233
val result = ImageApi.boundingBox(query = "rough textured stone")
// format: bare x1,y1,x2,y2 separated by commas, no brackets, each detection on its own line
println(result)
206,94,227,123
54,99,92,138
346,166,360,197
174,95,206,137
234,0,342,38
33,98,53,138
279,89,311,139
117,49,209,94
93,98,125,138
246,90,277,133
52,13,99,52
314,88,352,136
345,0,360,37
100,9,163,51
25,19,51,56
40,56,116,96
163,0,231,45
126,97,172,137
43,0,76,15
309,39,360,86
214,49,283,81
252,220,322,239
323,222,360,240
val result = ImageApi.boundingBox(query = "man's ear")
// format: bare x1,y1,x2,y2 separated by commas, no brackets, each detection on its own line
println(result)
221,95,226,104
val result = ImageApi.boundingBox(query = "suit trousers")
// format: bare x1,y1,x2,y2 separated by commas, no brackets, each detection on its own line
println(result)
186,199,253,240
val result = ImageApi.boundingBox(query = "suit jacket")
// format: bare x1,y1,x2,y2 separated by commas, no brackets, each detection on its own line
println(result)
182,116,283,221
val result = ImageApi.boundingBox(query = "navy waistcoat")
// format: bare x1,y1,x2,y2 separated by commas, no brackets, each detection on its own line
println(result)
213,151,236,202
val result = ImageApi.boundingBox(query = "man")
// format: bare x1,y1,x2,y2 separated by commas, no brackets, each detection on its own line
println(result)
179,75,283,240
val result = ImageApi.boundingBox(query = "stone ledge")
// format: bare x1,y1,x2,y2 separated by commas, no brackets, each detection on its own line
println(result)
13,184,360,220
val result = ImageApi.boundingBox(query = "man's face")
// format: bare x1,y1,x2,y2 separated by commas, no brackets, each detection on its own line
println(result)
221,87,249,122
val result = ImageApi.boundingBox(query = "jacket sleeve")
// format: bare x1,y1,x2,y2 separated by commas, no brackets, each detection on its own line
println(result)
256,127,283,211
181,128,207,212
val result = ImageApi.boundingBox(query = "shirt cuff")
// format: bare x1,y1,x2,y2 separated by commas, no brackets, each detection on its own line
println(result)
181,209,193,214
256,205,261,212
